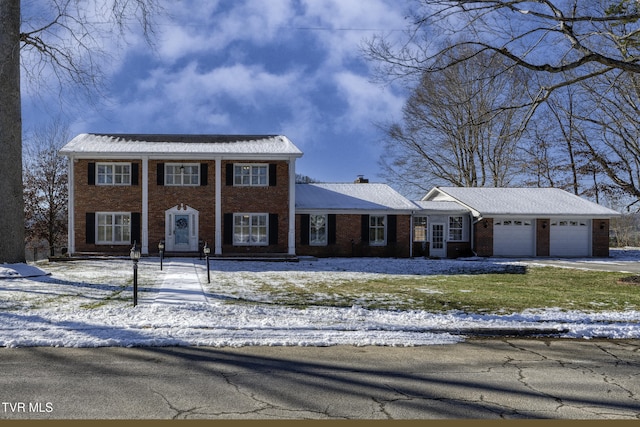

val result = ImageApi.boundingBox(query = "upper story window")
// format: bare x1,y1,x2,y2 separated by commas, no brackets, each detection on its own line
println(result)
449,216,464,241
234,164,268,186
369,215,386,246
97,163,131,185
165,163,200,186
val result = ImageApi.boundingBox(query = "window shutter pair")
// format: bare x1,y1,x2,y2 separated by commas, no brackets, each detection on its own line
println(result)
156,163,208,186
300,214,336,245
223,213,279,245
225,164,277,186
85,212,141,244
360,215,397,244
88,163,139,185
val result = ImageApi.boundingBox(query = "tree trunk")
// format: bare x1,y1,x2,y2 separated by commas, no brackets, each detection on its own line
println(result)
0,0,25,263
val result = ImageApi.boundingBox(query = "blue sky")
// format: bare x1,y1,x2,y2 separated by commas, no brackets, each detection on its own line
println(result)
23,0,412,185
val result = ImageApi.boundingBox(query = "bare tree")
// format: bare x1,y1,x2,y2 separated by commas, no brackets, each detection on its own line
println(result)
0,0,159,262
23,120,69,258
380,49,529,193
365,0,640,111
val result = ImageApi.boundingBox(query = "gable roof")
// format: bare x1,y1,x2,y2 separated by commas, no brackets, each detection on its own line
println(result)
413,200,469,214
296,183,417,212
424,187,620,217
59,133,303,159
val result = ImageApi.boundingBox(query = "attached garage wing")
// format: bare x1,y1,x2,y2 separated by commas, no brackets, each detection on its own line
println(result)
549,219,591,257
493,219,534,257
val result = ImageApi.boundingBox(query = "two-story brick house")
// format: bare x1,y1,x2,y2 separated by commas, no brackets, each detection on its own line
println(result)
60,133,620,259
60,134,302,256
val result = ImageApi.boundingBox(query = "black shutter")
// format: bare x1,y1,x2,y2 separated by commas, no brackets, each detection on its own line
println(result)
361,215,370,244
131,163,139,186
88,163,96,185
86,213,95,244
387,215,397,243
226,164,234,186
269,164,277,186
200,163,208,186
223,213,233,244
157,163,164,186
300,214,310,245
269,214,278,245
131,213,141,245
328,214,337,245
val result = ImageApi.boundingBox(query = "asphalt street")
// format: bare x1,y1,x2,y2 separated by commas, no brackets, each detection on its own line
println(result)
1,339,639,420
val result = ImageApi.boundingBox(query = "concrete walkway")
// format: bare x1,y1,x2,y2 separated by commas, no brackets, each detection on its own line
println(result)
153,260,208,305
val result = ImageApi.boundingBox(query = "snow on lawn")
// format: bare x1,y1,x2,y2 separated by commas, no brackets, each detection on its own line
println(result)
0,249,639,348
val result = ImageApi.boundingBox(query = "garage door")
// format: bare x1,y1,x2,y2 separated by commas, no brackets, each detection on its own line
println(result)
550,219,590,257
493,219,534,257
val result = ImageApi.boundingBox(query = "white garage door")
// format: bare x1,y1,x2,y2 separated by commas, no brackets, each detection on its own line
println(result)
550,219,590,257
493,219,534,257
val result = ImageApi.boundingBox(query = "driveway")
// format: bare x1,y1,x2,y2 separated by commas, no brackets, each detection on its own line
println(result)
1,339,639,419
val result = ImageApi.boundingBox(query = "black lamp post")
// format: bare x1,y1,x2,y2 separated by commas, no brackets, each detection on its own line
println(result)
158,240,165,270
130,242,141,307
203,242,211,284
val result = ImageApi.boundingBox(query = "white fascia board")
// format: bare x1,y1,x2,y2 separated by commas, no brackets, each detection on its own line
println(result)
425,188,482,218
295,209,415,215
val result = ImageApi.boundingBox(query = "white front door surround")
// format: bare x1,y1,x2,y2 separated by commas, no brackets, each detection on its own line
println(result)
165,204,199,252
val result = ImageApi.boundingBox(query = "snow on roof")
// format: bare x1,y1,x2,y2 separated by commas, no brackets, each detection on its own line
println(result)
413,200,469,213
426,187,620,217
59,133,303,158
296,183,417,212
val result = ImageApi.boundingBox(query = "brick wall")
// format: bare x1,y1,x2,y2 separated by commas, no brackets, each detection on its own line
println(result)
296,214,412,258
221,160,290,254
592,218,610,257
74,159,142,253
474,218,493,256
147,160,217,253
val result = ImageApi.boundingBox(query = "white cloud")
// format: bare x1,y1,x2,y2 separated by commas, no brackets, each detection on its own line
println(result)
334,71,404,132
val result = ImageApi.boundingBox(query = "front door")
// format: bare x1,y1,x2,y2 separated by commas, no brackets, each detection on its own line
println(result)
430,223,446,258
165,205,199,252
174,214,190,250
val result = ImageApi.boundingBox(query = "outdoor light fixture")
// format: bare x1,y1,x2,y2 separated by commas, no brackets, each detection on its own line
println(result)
600,221,606,230
542,221,547,229
203,242,211,284
483,220,488,228
130,242,141,307
158,240,165,270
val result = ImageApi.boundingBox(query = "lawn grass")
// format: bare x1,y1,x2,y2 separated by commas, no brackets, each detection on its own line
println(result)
241,267,640,313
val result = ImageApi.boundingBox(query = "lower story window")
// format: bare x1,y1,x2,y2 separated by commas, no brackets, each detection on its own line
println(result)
234,213,268,245
97,213,131,244
449,216,463,241
369,215,386,246
414,216,427,242
310,214,327,246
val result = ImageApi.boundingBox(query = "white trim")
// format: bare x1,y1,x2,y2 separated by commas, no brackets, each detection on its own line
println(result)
141,157,149,254
369,214,387,246
95,162,131,186
215,157,222,255
288,158,296,255
67,156,75,254
165,205,199,251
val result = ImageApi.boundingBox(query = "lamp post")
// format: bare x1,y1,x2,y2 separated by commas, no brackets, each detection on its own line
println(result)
130,242,141,307
158,240,165,270
203,242,211,284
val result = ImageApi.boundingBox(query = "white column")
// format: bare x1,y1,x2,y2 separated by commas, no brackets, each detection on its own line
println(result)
141,156,149,254
288,157,296,255
67,156,75,254
215,157,222,255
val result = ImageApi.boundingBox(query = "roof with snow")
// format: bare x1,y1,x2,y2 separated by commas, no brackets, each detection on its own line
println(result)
296,183,418,212
424,187,620,217
413,200,469,214
59,133,303,158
